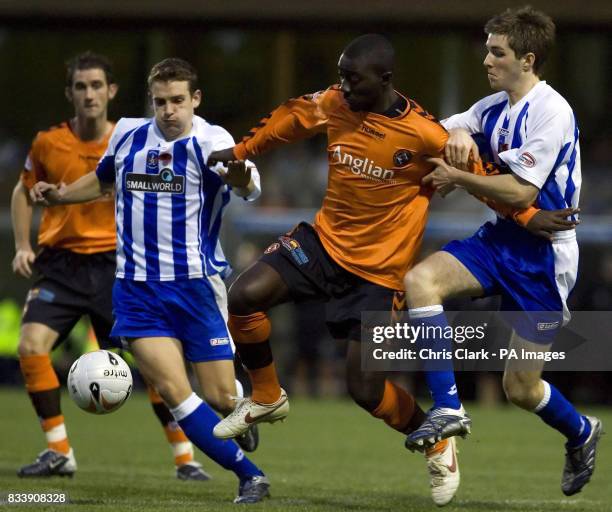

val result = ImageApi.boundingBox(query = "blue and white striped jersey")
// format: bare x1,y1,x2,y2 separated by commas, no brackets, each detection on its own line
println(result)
96,115,260,281
442,81,581,218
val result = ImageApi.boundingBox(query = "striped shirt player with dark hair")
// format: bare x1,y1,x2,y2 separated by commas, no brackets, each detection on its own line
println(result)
403,7,601,497
31,57,270,504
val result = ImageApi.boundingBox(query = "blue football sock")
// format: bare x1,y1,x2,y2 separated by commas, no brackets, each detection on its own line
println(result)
171,393,263,479
534,381,591,448
409,306,461,410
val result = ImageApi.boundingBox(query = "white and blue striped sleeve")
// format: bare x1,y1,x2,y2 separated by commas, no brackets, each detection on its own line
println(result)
96,118,146,184
96,118,125,183
441,93,506,134
441,101,484,134
498,106,574,189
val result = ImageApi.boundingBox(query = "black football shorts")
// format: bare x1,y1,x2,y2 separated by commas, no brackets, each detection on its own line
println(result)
259,222,405,341
22,247,116,348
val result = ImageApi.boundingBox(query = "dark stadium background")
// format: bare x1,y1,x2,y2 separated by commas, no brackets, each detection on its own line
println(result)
0,3,611,511
0,0,611,404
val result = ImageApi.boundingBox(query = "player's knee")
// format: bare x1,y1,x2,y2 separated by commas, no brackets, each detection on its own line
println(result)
228,280,261,316
346,375,383,412
202,388,234,415
228,264,288,315
17,335,50,357
502,374,540,409
154,380,192,409
18,323,58,357
404,265,439,305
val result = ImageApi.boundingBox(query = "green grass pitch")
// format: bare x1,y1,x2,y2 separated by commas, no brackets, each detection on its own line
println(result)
0,388,610,511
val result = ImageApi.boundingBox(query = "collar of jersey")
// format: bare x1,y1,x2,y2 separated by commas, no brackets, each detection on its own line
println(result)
506,80,547,112
361,90,411,121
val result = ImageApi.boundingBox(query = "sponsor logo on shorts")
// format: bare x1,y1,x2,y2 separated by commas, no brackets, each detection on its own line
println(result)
537,321,560,331
393,149,413,168
125,168,185,194
518,152,537,168
280,237,300,251
279,236,309,265
210,337,230,346
27,287,55,303
264,242,280,254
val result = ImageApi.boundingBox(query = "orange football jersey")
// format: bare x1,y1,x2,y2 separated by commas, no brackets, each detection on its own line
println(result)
235,86,445,289
235,86,537,289
21,122,115,254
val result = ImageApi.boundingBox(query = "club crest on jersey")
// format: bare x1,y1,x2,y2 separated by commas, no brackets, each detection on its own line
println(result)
146,149,159,170
393,149,413,168
125,168,185,194
518,152,537,168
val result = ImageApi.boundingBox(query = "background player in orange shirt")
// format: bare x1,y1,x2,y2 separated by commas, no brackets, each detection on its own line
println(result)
10,52,214,480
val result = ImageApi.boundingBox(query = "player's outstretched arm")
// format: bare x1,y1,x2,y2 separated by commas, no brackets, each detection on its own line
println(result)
208,147,236,165
431,155,580,239
30,172,109,206
210,89,335,166
10,180,35,278
424,157,538,208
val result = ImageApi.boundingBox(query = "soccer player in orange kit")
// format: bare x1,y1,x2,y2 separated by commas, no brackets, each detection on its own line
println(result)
207,34,558,505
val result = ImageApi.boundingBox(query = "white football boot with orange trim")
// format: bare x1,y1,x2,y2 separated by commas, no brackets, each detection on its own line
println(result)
425,437,460,506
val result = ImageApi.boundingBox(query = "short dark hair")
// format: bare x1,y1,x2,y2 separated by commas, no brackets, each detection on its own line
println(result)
147,58,198,94
65,52,115,86
485,6,555,75
343,34,395,75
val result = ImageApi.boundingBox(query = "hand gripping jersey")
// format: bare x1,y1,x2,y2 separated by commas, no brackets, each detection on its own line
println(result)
442,81,581,227
96,115,260,281
21,122,116,254
234,86,534,290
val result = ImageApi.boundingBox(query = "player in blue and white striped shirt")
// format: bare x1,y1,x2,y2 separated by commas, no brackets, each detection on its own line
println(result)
402,7,601,497
31,58,270,504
